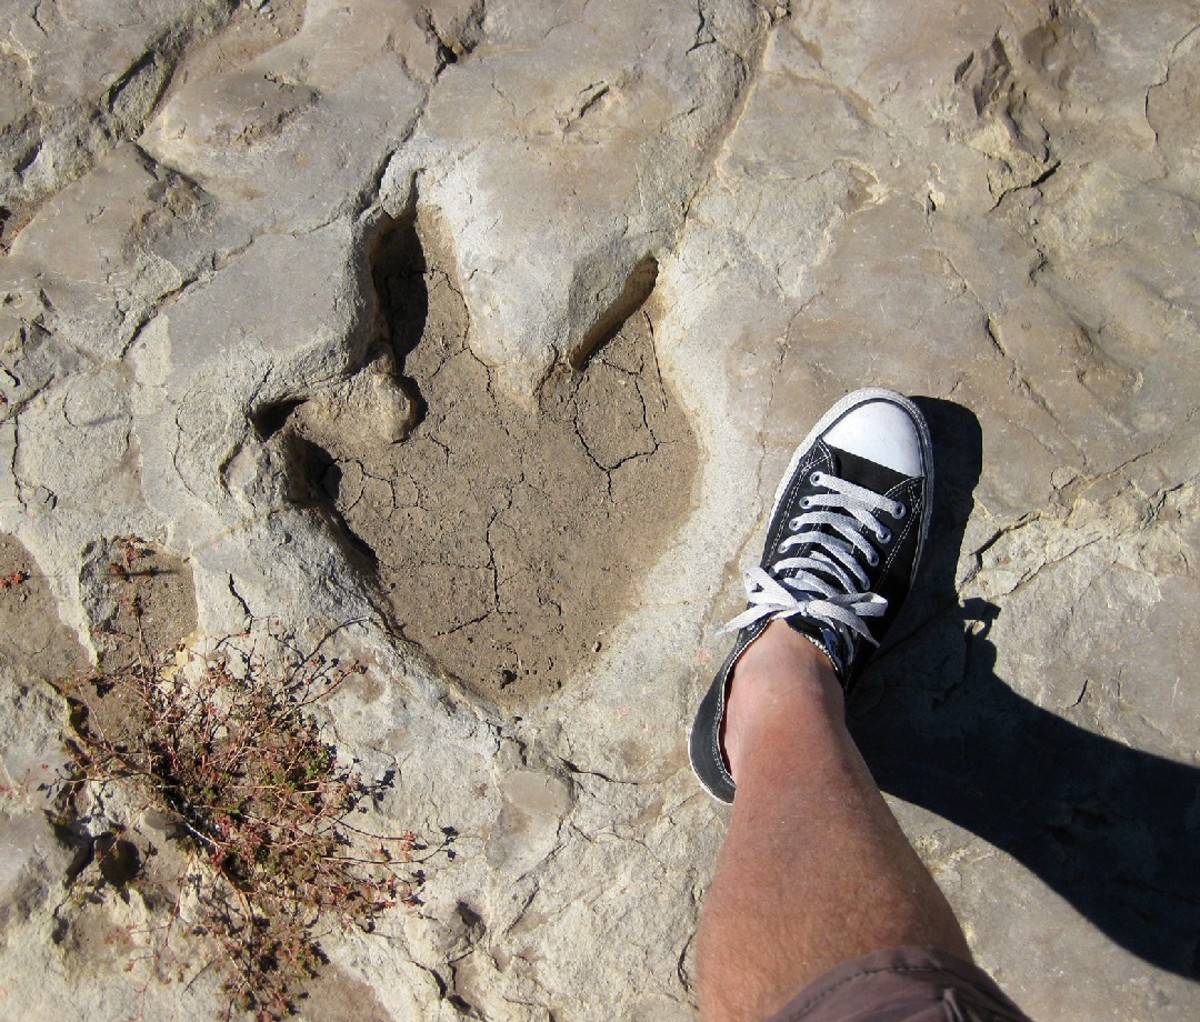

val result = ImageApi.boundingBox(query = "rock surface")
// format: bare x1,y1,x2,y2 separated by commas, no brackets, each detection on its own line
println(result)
1,1,1198,1020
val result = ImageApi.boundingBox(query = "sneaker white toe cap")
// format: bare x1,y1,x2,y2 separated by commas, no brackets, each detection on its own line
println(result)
824,399,925,476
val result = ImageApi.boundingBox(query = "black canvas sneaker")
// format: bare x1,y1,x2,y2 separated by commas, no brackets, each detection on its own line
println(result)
689,388,934,803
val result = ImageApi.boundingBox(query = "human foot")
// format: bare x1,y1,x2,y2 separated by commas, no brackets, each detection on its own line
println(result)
689,388,934,802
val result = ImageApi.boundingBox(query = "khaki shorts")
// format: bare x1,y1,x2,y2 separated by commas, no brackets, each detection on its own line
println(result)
764,947,1035,1022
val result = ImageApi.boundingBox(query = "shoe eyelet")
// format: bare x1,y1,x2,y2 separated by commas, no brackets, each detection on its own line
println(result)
798,498,812,511
865,550,879,566
809,471,823,486
790,516,803,529
892,503,907,520
877,527,891,544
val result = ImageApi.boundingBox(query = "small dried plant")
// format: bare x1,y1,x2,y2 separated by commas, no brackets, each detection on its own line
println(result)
59,609,441,1020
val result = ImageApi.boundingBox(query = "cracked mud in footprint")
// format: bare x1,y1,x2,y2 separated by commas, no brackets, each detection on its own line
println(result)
283,211,698,703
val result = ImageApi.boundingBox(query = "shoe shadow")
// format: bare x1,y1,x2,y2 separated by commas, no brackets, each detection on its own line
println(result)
848,397,1200,980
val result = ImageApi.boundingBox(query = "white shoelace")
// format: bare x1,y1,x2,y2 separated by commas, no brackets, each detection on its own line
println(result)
720,471,906,645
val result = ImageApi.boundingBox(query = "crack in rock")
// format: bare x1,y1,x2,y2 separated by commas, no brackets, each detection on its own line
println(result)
0,0,238,250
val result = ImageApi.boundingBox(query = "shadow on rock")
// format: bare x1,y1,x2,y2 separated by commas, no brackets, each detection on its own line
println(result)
850,397,1200,980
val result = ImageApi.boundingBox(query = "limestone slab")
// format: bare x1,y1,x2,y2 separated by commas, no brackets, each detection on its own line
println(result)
0,0,1197,1019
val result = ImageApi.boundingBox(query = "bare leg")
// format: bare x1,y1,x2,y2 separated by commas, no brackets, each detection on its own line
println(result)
695,621,971,1022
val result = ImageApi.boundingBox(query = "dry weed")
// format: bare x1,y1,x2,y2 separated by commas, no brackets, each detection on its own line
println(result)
58,613,441,1020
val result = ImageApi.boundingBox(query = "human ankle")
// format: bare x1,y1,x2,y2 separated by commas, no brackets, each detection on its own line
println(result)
738,620,840,685
723,622,845,780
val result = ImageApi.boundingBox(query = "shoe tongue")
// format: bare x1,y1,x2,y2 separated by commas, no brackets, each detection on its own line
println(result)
827,445,910,493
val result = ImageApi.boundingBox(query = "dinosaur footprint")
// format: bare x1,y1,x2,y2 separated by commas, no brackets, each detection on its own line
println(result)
280,210,698,703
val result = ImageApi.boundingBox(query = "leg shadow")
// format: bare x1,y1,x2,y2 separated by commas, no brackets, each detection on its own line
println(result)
849,397,1200,979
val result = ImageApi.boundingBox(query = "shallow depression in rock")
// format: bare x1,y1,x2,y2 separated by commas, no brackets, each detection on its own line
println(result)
283,210,699,703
